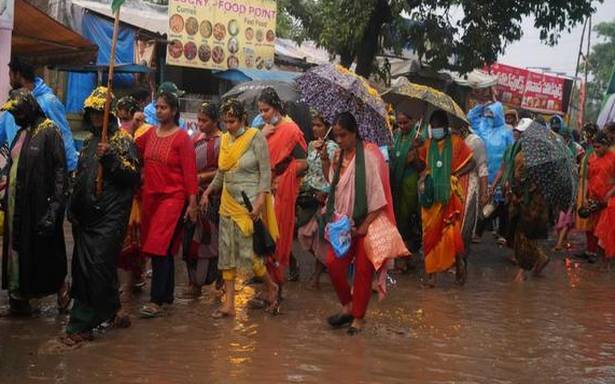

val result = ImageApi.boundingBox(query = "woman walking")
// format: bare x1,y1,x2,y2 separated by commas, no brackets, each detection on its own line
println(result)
322,112,393,335
115,96,151,302
136,91,199,318
180,102,222,299
258,88,307,288
200,99,280,318
390,112,424,259
297,111,338,288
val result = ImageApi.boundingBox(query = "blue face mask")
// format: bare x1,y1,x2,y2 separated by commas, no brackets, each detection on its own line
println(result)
432,127,446,140
267,114,280,126
232,126,245,137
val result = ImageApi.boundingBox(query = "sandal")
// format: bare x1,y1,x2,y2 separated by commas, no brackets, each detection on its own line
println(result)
347,326,362,336
60,331,93,347
139,303,162,319
327,313,353,328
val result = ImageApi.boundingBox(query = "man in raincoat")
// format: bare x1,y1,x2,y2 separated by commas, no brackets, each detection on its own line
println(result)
467,101,514,242
63,87,140,346
0,58,78,171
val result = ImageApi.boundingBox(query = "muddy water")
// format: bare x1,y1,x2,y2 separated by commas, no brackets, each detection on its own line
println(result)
1,235,614,384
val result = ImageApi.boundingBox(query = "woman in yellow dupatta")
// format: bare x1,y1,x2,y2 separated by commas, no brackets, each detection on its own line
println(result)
419,110,474,287
201,99,280,318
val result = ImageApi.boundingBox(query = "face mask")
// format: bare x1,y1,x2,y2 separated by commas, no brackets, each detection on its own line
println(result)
267,114,280,126
432,127,446,140
232,126,245,137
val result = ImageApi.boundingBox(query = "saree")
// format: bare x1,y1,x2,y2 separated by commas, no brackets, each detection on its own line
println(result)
390,129,421,250
266,117,307,279
420,135,473,274
587,151,615,257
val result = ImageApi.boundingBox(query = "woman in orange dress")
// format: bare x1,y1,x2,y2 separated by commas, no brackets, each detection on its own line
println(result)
258,88,307,294
586,131,615,263
419,110,474,287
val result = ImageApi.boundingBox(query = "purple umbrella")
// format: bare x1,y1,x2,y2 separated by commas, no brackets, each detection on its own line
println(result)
295,64,392,146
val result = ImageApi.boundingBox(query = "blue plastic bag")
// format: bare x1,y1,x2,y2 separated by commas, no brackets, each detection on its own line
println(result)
325,214,352,258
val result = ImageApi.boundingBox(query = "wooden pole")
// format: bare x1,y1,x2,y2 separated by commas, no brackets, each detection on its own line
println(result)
567,17,588,127
96,8,121,197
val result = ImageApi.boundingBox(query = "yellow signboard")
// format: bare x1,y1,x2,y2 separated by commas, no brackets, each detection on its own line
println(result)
166,0,277,71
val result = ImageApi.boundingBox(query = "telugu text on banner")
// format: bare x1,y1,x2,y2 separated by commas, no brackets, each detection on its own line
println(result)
166,0,277,71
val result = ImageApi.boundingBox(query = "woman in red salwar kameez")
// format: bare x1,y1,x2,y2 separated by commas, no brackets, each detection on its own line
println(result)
586,132,615,262
258,88,307,292
136,91,199,318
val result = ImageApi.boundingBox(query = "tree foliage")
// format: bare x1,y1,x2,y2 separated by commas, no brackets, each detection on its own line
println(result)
586,19,615,107
278,0,600,78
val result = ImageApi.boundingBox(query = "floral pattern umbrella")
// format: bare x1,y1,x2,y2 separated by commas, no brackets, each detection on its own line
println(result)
295,64,391,146
520,122,578,211
381,83,469,128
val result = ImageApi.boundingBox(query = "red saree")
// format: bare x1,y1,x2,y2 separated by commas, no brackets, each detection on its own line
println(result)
266,117,307,282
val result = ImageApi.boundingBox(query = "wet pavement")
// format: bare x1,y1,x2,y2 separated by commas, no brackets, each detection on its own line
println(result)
1,227,614,384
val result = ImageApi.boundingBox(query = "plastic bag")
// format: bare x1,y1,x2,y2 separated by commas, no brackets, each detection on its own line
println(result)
325,214,352,258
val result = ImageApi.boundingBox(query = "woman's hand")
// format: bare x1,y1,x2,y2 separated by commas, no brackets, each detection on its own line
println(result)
185,205,198,223
262,123,276,137
96,143,110,157
199,190,210,210
250,193,266,221
351,225,368,238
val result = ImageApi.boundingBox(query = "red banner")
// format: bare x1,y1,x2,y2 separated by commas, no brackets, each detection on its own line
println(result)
489,63,528,108
487,63,567,114
521,71,565,113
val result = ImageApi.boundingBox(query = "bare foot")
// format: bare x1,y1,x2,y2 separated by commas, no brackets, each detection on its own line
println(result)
514,269,526,282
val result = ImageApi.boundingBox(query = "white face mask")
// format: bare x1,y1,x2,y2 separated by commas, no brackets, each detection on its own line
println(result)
267,114,280,126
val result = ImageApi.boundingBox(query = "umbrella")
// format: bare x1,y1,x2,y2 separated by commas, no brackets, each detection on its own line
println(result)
381,83,469,129
222,80,313,140
519,122,578,211
295,64,391,146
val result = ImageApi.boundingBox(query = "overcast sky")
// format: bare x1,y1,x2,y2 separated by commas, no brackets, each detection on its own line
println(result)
499,1,615,77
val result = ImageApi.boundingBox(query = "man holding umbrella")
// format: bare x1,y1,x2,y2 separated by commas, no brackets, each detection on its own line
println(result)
418,110,474,287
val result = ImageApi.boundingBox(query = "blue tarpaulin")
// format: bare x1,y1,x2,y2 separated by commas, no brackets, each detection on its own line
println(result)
66,12,135,113
214,69,300,83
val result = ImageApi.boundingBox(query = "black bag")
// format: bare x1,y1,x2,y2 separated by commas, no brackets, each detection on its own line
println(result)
241,191,276,257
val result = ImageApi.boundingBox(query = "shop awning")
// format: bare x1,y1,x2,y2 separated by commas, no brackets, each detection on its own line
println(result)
11,0,98,65
213,69,300,83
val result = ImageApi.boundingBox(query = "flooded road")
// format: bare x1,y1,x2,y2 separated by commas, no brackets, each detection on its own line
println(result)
1,230,614,384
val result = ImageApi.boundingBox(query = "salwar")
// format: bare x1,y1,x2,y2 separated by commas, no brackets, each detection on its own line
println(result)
67,299,114,335
326,238,374,320
150,254,175,305
222,257,267,281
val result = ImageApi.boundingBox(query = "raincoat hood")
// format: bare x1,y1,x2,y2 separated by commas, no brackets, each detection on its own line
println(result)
31,77,53,99
485,102,506,128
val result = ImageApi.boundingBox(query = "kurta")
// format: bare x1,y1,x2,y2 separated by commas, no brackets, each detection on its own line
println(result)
69,127,139,325
420,135,473,274
266,117,307,280
210,129,272,271
136,128,198,256
2,118,67,298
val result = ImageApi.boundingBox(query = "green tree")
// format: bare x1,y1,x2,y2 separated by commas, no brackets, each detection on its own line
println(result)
279,0,600,78
585,19,615,122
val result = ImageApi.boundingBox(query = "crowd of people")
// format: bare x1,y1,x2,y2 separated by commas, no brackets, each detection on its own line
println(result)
1,58,614,346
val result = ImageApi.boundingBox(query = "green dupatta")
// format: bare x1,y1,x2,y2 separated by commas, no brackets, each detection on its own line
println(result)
426,135,453,204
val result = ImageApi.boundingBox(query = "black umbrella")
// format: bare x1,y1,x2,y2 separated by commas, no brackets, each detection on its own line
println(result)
222,80,313,141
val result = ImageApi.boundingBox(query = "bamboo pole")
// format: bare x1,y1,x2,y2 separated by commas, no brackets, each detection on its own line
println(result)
96,8,121,197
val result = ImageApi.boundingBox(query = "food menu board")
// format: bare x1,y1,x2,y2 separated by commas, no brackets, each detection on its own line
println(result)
166,0,277,71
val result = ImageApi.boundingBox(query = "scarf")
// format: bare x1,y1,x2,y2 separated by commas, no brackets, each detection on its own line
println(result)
325,141,368,226
218,128,259,236
427,135,453,204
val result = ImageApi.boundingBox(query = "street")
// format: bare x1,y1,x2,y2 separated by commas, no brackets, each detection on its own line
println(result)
1,228,614,384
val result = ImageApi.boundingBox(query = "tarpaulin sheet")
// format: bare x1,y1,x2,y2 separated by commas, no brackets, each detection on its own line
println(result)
66,12,135,113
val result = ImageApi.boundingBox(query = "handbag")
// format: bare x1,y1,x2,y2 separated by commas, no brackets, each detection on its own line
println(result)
324,214,352,258
241,191,276,257
364,212,410,270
